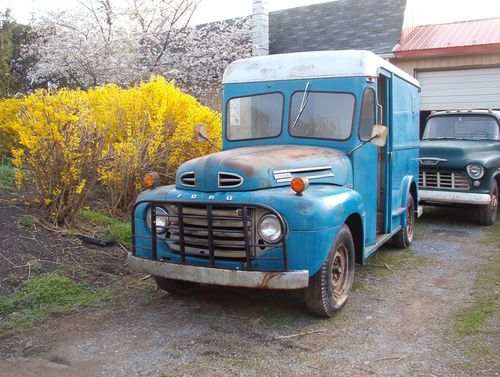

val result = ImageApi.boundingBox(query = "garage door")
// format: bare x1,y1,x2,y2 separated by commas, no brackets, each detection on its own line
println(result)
417,67,500,111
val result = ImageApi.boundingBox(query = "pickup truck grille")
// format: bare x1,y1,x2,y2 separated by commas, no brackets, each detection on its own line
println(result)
132,201,289,271
166,204,253,258
419,171,470,190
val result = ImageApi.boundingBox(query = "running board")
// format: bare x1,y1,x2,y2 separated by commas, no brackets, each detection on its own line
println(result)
363,226,402,260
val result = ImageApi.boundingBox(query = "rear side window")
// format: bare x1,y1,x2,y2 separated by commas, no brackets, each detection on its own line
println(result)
359,88,376,141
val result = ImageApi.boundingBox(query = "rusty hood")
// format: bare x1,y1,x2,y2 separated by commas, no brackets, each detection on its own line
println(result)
175,145,351,192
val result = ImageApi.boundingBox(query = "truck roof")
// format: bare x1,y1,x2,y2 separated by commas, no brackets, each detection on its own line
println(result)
222,50,420,88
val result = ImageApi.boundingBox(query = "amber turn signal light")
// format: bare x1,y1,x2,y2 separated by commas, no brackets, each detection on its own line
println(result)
290,177,309,195
143,172,160,188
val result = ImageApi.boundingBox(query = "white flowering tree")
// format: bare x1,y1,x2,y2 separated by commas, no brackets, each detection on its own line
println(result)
27,0,252,101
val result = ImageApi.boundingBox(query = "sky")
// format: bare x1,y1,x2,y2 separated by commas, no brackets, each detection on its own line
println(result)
3,0,500,26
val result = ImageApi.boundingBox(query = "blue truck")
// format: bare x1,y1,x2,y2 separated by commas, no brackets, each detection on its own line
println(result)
129,50,421,317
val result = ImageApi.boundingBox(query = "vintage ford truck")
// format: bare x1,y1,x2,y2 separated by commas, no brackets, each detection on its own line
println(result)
128,50,421,316
419,109,500,225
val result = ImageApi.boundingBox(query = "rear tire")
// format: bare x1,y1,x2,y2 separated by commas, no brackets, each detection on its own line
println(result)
305,225,355,317
478,180,498,226
393,193,415,249
154,276,197,295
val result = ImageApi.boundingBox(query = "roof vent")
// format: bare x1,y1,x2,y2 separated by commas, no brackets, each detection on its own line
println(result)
218,172,243,188
179,172,196,187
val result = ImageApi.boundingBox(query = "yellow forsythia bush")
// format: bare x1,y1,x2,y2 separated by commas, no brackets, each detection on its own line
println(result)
10,76,221,224
13,89,109,225
94,77,221,210
0,98,21,156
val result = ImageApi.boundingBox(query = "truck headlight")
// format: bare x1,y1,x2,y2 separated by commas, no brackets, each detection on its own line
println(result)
258,214,282,244
466,164,484,179
146,207,170,234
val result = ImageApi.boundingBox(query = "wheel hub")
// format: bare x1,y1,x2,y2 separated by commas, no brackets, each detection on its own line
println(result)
331,244,348,297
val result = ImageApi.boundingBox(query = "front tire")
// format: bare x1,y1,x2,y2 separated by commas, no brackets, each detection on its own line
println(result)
478,180,498,226
393,193,415,249
305,225,355,317
154,276,197,295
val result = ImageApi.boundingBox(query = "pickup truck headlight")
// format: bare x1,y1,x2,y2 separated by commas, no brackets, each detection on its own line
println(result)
146,207,170,234
466,164,484,179
258,214,282,243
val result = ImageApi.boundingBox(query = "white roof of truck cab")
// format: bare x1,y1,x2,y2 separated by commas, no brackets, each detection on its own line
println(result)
223,50,420,88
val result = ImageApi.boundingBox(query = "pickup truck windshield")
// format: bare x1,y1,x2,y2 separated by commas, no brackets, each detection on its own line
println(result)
423,115,500,140
227,93,283,141
289,91,355,140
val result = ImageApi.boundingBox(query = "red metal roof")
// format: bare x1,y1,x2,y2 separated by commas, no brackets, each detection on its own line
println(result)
393,17,500,58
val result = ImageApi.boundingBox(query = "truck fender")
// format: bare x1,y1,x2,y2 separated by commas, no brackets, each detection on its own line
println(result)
308,192,365,276
398,175,417,227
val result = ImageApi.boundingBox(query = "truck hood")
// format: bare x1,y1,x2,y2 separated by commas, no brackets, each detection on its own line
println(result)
176,145,351,192
420,139,500,168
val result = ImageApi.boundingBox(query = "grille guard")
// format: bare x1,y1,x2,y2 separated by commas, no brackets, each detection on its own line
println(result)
132,200,289,272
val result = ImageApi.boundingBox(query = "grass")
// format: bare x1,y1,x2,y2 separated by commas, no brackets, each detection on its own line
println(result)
482,222,500,247
79,208,132,248
450,223,499,373
453,263,498,336
0,272,104,335
261,311,302,327
361,246,434,277
0,157,15,191
19,214,36,228
453,223,499,336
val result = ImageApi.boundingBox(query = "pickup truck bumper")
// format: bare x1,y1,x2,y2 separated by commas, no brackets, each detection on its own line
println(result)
128,253,309,290
419,189,491,205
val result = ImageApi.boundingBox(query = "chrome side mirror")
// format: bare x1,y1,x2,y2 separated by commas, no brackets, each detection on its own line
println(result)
194,124,208,143
193,124,221,151
370,125,388,147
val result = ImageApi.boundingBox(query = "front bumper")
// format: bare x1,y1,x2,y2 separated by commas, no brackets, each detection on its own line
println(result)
419,189,491,205
128,253,309,289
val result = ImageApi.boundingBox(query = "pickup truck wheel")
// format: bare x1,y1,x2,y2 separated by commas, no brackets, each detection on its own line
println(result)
154,276,197,295
478,180,498,226
305,225,355,317
392,193,415,249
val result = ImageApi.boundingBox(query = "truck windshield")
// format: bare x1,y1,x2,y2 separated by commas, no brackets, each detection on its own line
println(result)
423,115,500,140
289,91,355,140
227,92,283,141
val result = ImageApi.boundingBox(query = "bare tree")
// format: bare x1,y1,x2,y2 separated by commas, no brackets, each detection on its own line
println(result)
27,0,252,98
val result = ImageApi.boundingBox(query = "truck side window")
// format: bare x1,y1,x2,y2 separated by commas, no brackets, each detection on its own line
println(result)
359,88,376,141
227,92,283,141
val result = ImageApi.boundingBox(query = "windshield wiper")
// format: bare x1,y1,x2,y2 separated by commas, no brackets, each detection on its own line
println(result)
291,81,311,129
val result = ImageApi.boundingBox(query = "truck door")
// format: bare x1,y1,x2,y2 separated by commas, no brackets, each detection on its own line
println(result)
376,74,390,234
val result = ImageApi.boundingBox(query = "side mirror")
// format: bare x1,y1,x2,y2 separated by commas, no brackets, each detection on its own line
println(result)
194,124,208,143
370,125,388,147
193,124,221,151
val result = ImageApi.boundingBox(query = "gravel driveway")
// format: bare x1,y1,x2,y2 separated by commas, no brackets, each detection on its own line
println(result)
0,206,498,377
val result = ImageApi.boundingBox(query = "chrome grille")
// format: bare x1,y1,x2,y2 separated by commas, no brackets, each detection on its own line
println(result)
218,172,243,188
273,166,334,183
179,172,196,187
419,171,470,190
132,200,289,271
165,204,254,258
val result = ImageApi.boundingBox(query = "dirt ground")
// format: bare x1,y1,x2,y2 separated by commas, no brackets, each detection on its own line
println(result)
0,196,130,296
0,196,498,377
